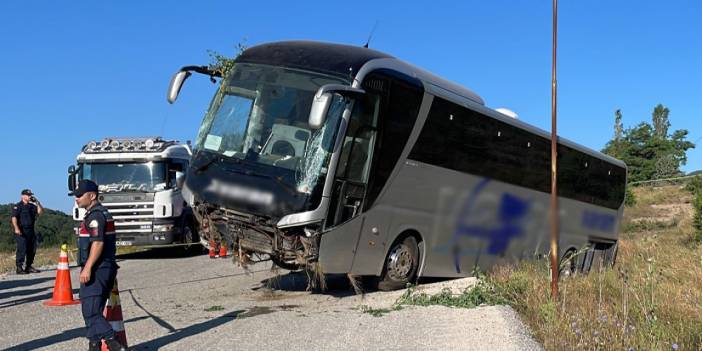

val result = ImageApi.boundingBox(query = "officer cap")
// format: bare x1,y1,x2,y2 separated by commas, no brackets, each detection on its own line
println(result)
21,189,33,196
73,180,99,197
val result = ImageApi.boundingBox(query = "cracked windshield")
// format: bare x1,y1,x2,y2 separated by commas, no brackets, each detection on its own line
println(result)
195,63,349,194
80,162,167,193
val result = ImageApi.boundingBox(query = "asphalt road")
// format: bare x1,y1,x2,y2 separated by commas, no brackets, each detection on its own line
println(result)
0,248,543,350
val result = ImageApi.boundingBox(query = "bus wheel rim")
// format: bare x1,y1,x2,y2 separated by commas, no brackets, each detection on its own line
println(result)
387,244,413,281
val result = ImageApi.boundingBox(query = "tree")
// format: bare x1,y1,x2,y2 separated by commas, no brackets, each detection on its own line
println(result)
652,104,670,139
602,106,695,183
614,109,623,142
207,40,248,77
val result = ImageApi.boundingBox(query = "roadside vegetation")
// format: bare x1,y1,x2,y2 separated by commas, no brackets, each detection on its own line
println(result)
498,184,702,350
375,184,700,350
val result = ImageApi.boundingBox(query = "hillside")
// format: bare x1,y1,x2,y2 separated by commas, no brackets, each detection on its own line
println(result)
0,203,75,252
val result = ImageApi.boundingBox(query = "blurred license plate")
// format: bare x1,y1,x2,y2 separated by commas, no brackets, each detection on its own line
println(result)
116,241,133,246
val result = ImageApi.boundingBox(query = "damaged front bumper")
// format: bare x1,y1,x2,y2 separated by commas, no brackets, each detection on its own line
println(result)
193,204,321,269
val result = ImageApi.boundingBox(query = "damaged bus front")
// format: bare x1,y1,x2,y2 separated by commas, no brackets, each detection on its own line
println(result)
168,49,369,270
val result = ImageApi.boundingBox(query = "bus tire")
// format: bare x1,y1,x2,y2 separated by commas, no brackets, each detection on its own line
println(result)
377,235,419,291
560,249,578,278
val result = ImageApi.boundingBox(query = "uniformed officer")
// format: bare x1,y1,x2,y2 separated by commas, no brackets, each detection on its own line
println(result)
11,189,44,274
73,180,126,351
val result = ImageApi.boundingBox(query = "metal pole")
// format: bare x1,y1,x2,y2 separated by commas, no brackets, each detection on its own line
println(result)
550,0,559,300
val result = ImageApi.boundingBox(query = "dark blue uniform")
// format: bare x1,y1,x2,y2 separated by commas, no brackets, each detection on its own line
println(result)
78,203,118,343
11,202,38,269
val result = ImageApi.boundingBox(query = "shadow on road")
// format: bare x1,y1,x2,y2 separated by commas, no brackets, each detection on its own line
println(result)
116,246,206,261
126,289,176,333
131,310,244,350
0,288,79,310
259,271,358,297
0,286,51,301
0,276,54,291
3,315,149,351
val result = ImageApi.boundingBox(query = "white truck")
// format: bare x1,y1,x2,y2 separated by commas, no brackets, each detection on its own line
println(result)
67,137,199,247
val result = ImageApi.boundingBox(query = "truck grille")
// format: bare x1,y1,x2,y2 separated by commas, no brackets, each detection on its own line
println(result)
102,201,154,234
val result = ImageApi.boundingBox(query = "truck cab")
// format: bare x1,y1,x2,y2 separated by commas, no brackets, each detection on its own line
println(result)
68,137,198,247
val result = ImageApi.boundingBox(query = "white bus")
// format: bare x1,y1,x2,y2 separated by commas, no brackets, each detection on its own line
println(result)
167,41,626,289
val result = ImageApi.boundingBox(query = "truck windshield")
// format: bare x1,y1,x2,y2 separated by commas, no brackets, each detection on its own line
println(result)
80,162,168,193
195,63,349,195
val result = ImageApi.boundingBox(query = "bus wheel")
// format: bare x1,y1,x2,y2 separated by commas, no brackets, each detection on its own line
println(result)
560,250,578,278
377,236,419,291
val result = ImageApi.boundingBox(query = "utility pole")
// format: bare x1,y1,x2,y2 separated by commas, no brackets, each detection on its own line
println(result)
550,0,560,300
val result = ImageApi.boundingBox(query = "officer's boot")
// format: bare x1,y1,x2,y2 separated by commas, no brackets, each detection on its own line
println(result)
16,266,27,275
87,340,101,351
104,336,127,351
25,266,40,273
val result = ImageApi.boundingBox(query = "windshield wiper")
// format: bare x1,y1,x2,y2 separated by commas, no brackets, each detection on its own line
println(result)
194,156,219,174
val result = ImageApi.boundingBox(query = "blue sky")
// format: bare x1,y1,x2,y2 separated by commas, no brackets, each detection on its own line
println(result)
1,1,700,213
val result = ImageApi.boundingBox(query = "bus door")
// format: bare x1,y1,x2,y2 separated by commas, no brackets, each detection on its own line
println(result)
318,94,379,273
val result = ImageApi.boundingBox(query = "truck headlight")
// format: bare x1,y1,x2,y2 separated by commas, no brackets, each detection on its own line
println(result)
153,224,174,232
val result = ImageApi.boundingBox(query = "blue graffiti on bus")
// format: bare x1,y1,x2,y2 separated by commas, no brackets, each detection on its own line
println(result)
581,210,616,233
452,179,531,273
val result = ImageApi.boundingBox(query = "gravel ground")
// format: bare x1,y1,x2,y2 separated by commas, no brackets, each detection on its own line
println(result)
0,248,543,350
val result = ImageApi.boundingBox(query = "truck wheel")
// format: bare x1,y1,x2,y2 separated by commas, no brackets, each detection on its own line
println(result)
377,236,419,291
182,226,200,252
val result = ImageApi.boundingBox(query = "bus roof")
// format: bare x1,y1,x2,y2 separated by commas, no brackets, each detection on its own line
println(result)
236,40,392,79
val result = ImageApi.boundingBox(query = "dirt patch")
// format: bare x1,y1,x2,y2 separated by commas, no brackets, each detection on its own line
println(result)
628,200,693,228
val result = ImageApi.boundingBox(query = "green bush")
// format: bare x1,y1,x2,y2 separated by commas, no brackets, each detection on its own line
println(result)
693,189,702,243
685,175,702,194
625,186,637,207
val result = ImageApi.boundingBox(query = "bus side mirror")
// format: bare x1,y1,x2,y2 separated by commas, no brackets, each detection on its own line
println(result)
175,171,186,189
308,84,365,130
167,70,192,104
68,165,76,192
308,92,333,130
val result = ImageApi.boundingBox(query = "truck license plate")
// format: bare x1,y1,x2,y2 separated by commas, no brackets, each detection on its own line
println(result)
116,241,133,246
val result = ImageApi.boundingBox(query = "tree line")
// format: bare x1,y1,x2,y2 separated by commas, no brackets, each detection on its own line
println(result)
0,203,75,252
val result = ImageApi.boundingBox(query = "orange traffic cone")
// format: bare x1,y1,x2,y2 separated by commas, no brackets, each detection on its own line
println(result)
208,240,216,259
219,245,227,258
44,244,80,306
101,278,128,351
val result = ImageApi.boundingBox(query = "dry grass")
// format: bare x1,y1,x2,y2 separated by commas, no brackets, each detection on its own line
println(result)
0,245,143,274
0,246,63,274
489,185,702,350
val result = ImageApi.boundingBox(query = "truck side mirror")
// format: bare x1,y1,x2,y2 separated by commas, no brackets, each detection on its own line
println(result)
175,171,186,189
308,84,366,130
167,70,192,104
67,165,76,192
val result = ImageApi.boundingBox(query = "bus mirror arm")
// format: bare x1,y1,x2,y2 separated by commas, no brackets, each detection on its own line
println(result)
167,65,222,104
308,84,365,130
